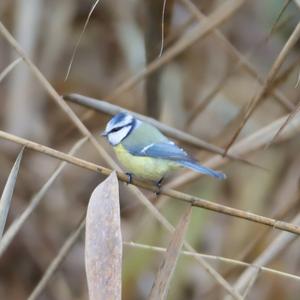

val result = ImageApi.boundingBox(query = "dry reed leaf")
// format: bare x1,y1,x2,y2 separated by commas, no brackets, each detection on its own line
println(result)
85,171,122,300
149,205,193,300
0,137,87,257
0,147,24,239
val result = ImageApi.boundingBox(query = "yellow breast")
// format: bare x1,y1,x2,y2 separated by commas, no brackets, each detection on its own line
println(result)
113,144,179,182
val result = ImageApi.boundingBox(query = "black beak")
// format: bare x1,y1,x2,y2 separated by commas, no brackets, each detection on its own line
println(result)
101,131,107,137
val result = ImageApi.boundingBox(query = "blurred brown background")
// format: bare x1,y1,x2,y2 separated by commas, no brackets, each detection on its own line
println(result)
1,0,300,299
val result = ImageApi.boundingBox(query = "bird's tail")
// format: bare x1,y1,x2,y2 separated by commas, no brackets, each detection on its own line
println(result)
178,160,226,180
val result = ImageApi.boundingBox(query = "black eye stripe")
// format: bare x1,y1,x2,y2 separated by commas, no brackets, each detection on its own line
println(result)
110,126,123,132
108,123,132,134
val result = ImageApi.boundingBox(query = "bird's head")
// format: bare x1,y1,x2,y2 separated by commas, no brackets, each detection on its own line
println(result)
101,112,138,146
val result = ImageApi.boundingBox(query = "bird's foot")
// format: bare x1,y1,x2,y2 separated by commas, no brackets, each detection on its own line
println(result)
155,177,164,195
125,172,133,185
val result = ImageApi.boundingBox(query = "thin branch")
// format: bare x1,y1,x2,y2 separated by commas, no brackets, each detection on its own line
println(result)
180,157,300,300
28,216,86,300
228,212,300,298
159,0,168,57
272,55,300,87
144,0,169,119
241,270,261,299
268,0,292,38
180,0,295,112
64,0,100,80
1,130,300,236
123,241,300,282
186,73,229,126
0,57,23,83
225,22,300,154
186,11,297,128
0,21,119,170
108,0,245,100
267,100,300,147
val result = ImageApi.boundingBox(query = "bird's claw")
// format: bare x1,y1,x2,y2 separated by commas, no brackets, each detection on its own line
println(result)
155,177,164,196
125,172,133,185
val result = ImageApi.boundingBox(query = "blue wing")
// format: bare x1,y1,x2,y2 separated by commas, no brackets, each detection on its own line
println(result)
126,141,226,180
138,141,190,160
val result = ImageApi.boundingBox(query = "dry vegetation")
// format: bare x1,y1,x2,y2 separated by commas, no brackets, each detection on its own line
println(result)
1,0,300,299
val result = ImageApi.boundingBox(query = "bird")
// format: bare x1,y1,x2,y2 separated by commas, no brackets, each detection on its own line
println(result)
101,112,226,187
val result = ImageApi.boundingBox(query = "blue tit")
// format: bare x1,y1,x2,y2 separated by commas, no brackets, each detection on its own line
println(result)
101,112,226,185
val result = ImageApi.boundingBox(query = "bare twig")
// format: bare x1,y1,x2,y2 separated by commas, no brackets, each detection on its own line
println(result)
272,55,300,87
124,241,300,282
108,0,245,100
186,11,297,128
0,20,123,168
159,0,168,57
226,212,300,299
241,270,261,299
28,216,86,300
180,0,295,112
64,0,100,80
192,157,300,298
268,0,292,37
225,22,300,154
0,57,23,83
144,0,173,118
268,104,300,147
187,73,230,126
1,130,300,236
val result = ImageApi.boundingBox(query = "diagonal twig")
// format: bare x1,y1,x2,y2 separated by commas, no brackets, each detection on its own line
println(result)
0,57,23,83
28,216,86,300
226,212,300,299
64,0,100,80
267,98,300,147
186,8,297,128
224,22,300,155
180,0,295,112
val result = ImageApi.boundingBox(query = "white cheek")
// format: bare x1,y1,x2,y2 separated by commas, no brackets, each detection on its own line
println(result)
108,127,131,145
